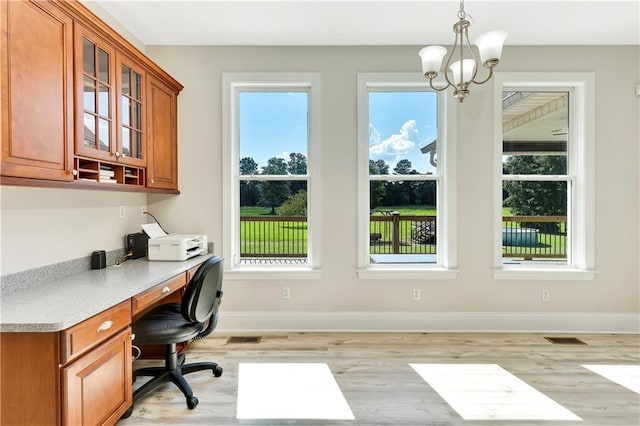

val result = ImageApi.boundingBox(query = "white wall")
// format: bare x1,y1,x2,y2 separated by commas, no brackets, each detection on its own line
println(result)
0,187,146,275
140,45,639,331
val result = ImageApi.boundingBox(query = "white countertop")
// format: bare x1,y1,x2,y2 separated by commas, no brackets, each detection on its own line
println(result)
0,254,214,332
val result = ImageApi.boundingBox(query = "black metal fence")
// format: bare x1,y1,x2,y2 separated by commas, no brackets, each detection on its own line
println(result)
239,214,568,261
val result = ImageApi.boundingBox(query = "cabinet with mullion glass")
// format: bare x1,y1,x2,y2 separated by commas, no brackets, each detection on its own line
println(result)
74,26,116,163
116,53,146,167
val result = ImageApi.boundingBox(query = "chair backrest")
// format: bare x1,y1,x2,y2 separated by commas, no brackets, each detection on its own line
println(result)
181,256,224,324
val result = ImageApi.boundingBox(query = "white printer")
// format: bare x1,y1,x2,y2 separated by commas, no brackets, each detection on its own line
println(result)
142,223,208,261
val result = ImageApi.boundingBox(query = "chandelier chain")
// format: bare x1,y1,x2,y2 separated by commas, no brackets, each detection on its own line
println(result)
457,0,466,19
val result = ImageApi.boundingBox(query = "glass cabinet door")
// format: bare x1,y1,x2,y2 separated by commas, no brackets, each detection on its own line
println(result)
116,55,146,167
75,28,116,161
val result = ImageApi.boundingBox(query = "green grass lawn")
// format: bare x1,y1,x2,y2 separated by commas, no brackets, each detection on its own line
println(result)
371,205,437,215
240,206,275,216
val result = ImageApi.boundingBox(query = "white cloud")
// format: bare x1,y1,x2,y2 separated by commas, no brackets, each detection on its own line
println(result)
369,120,418,166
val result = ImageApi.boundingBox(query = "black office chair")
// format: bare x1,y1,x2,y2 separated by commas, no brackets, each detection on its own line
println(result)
129,256,224,411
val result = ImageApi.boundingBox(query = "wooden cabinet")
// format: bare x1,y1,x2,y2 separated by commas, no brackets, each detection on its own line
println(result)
116,53,147,167
1,0,183,193
0,0,74,181
73,24,117,163
62,328,132,426
146,74,179,190
0,301,132,426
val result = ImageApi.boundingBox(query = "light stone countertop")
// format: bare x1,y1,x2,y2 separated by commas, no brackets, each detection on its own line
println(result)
0,254,215,332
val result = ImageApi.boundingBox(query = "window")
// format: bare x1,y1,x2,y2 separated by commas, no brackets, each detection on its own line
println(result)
493,73,595,279
222,73,321,278
357,73,457,279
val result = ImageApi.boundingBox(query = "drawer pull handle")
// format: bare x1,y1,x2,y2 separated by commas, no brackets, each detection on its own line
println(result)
161,286,171,294
97,320,113,332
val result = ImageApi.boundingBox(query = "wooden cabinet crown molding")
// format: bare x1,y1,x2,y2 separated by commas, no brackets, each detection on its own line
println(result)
56,0,183,93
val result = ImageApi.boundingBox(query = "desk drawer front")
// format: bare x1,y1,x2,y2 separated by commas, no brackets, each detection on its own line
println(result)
132,273,186,316
186,263,202,282
61,300,131,363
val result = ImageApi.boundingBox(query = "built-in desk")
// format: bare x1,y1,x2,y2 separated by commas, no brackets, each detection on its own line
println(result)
0,254,214,426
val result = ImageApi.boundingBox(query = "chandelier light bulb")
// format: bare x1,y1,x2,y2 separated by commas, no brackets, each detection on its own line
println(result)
449,59,476,86
474,30,508,65
419,46,448,77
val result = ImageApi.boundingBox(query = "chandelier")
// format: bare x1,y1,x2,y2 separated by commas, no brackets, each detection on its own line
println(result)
419,0,507,102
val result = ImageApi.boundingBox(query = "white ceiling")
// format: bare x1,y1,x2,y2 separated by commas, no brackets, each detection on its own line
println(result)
88,0,640,46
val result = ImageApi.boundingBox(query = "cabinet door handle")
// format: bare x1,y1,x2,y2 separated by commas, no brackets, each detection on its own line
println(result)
115,151,121,158
97,320,113,332
70,169,78,176
161,286,171,294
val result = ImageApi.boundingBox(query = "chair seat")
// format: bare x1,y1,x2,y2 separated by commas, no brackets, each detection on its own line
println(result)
133,303,205,345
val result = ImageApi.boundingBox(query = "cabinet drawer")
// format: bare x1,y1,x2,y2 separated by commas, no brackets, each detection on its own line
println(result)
186,262,203,283
61,300,131,363
132,273,186,316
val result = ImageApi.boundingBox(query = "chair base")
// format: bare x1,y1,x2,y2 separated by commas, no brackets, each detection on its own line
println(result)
125,342,223,416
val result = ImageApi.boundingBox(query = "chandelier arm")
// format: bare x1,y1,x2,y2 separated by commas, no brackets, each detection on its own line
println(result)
470,65,495,85
441,26,461,89
463,27,480,83
427,77,451,92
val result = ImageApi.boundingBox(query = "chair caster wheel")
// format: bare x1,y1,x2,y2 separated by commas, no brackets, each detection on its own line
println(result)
121,406,133,419
214,366,223,377
187,396,199,409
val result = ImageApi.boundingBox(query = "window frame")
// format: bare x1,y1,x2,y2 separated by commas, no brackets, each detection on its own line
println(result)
492,72,596,280
222,73,322,280
356,73,458,280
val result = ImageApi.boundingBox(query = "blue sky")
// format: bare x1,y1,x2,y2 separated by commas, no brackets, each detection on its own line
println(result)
239,90,438,174
369,91,437,174
239,91,307,172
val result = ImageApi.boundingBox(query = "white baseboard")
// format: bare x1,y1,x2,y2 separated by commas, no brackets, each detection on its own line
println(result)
217,311,640,334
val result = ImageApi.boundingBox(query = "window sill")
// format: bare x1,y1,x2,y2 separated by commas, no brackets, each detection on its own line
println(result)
358,266,458,280
225,267,322,281
493,267,597,281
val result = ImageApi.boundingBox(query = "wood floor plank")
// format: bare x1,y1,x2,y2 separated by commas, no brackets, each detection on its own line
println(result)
119,333,640,425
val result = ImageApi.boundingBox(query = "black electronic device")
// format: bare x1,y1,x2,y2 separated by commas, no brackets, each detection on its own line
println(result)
91,250,106,269
125,232,148,259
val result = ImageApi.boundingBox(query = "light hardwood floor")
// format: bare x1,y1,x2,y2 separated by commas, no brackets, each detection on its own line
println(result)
118,333,640,426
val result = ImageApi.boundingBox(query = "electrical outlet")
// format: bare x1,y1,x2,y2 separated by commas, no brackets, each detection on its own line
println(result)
141,206,147,217
541,289,550,302
412,288,421,300
282,287,291,299
119,205,125,218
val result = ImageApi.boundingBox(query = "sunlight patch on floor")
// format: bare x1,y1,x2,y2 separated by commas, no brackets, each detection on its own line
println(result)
582,364,640,394
236,363,354,420
410,363,582,421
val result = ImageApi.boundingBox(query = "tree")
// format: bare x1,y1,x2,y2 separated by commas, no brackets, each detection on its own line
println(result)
288,153,307,194
369,159,387,210
239,157,260,206
259,157,290,214
279,190,307,216
374,159,389,175
393,159,413,175
390,159,419,205
503,155,567,233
